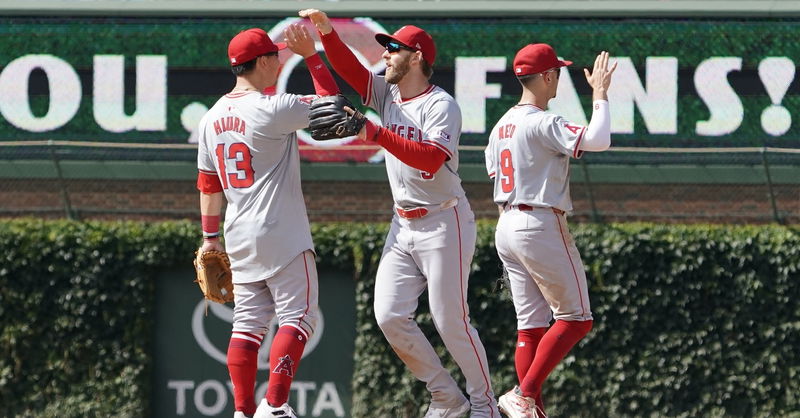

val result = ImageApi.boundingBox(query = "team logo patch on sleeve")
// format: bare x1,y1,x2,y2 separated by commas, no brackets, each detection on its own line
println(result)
436,130,451,142
564,123,583,135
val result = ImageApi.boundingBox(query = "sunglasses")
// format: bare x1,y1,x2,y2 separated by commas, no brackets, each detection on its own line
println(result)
385,41,415,53
539,68,561,79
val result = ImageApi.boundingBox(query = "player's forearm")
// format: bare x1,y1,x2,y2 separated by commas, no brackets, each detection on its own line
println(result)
200,191,224,240
304,53,339,96
580,100,611,152
319,29,372,99
592,87,608,102
200,192,223,216
365,122,447,173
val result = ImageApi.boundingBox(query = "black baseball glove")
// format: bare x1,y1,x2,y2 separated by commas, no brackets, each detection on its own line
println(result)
308,94,368,140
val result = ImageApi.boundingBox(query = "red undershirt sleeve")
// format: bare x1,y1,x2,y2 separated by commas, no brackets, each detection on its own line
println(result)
319,29,372,99
197,170,223,194
304,53,339,96
365,122,448,173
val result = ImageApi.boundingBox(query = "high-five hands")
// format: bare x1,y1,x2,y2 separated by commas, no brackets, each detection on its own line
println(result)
299,9,333,35
583,51,617,101
284,23,316,58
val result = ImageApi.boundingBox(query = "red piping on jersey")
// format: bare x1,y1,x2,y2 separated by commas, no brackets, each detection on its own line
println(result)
573,126,587,159
319,29,372,101
454,206,496,418
514,103,545,111
421,139,453,159
367,122,448,173
394,84,435,103
554,214,588,317
225,91,257,98
364,72,374,107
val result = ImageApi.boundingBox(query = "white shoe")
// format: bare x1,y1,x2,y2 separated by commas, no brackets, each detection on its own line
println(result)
233,412,250,418
497,386,537,418
253,398,298,418
424,399,471,418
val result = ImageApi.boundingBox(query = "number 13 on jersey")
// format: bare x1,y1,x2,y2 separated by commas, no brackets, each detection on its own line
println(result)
215,143,255,189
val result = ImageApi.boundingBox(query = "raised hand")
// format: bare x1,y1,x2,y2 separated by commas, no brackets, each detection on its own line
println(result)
284,23,316,58
299,8,333,35
583,51,617,101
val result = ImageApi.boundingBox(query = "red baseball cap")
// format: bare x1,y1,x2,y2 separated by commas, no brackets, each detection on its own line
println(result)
375,25,436,66
513,43,572,76
228,28,286,66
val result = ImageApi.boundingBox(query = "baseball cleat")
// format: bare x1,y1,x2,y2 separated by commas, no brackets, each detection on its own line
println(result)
423,398,471,418
497,386,537,418
233,411,251,418
253,399,298,418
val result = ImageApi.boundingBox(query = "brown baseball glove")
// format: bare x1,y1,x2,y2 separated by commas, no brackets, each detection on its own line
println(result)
193,249,234,304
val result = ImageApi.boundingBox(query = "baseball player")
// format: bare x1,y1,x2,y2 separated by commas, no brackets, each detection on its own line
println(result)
485,45,616,418
300,9,499,418
196,25,341,418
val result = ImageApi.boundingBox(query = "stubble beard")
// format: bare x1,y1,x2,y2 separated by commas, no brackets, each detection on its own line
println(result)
385,56,410,84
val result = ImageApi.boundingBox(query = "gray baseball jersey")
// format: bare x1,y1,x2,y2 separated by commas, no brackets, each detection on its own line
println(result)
197,91,316,284
484,104,586,212
364,74,465,208
487,103,593,329
364,73,498,416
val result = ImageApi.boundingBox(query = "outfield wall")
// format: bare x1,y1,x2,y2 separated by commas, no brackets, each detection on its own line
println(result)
1,16,799,156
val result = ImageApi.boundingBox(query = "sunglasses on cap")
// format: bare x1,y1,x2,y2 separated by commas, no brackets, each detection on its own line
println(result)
385,41,415,53
539,68,561,79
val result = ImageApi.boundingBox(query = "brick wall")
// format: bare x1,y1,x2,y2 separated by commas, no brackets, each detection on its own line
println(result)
1,179,797,224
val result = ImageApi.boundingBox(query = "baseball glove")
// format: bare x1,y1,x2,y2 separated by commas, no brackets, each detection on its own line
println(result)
493,265,513,301
308,94,367,140
193,249,234,304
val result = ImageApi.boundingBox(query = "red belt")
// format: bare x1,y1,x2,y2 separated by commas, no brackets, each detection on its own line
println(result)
510,204,565,215
396,198,459,220
396,207,429,219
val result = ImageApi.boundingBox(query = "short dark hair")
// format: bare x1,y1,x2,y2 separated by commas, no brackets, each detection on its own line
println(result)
516,74,537,89
230,52,278,76
231,59,257,76
420,59,433,79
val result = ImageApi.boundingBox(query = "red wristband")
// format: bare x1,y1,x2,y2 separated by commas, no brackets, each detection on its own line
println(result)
201,215,220,237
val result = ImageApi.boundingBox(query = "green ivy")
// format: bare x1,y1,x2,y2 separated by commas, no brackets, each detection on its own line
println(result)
0,220,798,417
0,219,198,417
349,223,800,418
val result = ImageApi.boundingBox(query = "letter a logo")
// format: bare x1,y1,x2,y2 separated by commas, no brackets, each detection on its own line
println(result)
272,354,295,377
564,123,582,135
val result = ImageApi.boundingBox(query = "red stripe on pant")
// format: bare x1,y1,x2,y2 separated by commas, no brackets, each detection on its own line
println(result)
455,206,496,417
